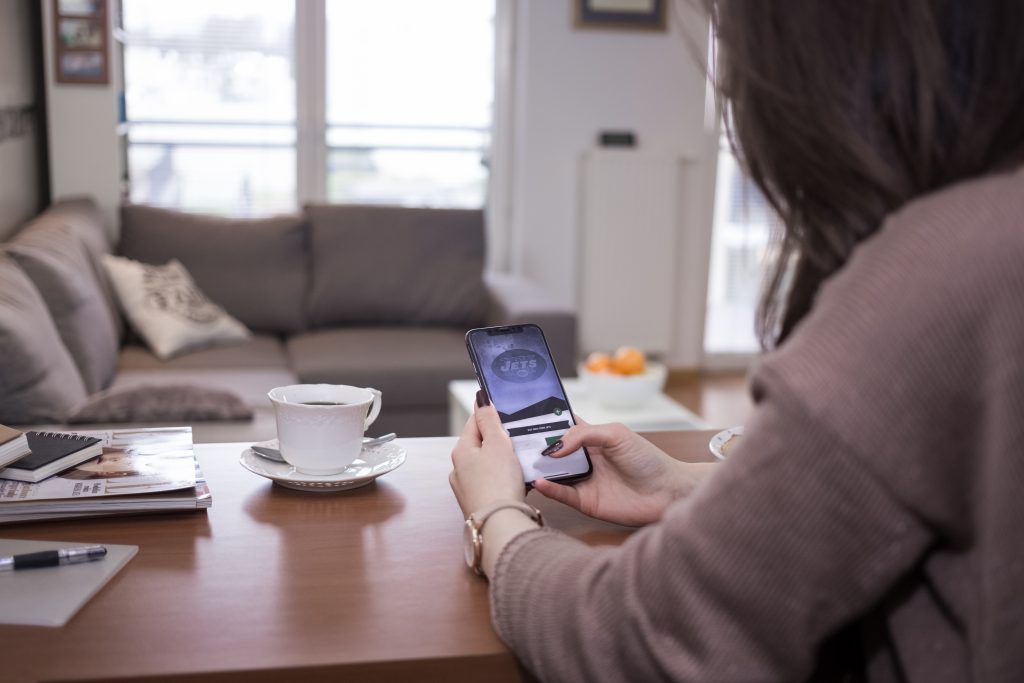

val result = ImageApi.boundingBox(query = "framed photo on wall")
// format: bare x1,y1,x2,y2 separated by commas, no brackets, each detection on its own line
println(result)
575,0,667,32
54,0,109,85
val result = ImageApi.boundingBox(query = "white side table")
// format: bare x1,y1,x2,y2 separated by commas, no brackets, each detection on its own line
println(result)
447,379,707,436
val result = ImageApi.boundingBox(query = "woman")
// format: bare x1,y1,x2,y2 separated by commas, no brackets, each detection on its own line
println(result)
450,1,1024,681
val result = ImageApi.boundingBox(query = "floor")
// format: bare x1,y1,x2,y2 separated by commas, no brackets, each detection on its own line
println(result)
664,371,752,429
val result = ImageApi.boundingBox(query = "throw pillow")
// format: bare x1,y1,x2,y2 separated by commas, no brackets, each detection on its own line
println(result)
6,220,121,393
43,197,125,339
67,384,253,424
102,255,251,360
0,256,89,424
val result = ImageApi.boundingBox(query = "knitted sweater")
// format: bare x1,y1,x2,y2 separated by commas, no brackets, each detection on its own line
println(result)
490,169,1024,682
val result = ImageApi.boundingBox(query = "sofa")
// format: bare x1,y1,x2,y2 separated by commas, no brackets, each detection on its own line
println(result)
0,198,577,442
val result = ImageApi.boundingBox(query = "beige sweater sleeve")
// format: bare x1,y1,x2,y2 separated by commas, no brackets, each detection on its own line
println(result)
490,170,1024,681
490,386,934,682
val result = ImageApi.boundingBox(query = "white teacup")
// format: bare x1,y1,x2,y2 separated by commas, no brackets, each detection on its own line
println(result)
268,384,383,475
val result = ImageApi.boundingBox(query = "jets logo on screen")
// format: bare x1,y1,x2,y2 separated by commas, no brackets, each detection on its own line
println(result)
492,349,547,383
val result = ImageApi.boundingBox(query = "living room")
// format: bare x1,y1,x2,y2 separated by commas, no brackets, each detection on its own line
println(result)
0,0,753,671
2,0,754,676
1,0,754,446
10,0,1019,681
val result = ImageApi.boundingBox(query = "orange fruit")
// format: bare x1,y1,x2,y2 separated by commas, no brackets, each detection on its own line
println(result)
585,351,613,373
611,346,646,375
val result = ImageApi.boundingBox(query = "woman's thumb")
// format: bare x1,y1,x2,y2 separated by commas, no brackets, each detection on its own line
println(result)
533,478,582,511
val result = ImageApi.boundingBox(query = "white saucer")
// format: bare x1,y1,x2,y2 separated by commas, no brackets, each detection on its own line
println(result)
239,443,406,493
709,426,743,460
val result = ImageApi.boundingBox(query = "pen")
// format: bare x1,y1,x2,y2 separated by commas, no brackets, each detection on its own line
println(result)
0,545,107,571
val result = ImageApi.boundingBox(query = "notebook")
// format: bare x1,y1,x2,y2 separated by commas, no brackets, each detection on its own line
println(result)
0,539,138,626
0,425,30,469
0,432,103,483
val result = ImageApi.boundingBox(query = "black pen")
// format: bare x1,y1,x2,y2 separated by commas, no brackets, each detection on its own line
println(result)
0,545,107,571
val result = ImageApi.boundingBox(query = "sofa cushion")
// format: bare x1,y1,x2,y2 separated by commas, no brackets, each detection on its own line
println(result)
67,384,253,424
103,256,251,360
44,197,114,255
119,204,307,333
304,204,487,328
114,334,292,419
286,327,476,409
0,256,89,423
111,368,297,410
6,220,121,393
361,408,449,439
37,197,123,338
118,334,288,371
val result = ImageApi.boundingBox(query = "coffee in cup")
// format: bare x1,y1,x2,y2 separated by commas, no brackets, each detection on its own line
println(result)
268,384,383,475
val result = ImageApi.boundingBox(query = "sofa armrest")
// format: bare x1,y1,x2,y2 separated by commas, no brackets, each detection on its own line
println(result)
484,273,578,375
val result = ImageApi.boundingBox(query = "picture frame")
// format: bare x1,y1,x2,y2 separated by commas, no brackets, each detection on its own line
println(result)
54,0,109,85
575,0,667,32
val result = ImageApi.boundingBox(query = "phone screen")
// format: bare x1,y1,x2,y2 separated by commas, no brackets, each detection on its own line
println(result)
466,325,592,484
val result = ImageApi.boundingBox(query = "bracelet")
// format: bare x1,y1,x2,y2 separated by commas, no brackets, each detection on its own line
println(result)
464,501,543,576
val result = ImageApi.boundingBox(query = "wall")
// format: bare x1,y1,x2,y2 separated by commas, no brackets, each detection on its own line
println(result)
0,0,44,239
41,0,123,237
499,0,718,367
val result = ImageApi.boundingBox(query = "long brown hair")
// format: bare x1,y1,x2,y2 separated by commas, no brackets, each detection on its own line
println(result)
706,0,1024,347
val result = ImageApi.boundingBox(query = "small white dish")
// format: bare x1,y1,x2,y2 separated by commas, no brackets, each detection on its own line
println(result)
239,442,406,493
709,426,743,460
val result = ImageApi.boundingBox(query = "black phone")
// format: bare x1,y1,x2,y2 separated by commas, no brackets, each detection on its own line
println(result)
465,324,592,487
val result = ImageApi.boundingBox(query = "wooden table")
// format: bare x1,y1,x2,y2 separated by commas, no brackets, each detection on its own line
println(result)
0,430,718,683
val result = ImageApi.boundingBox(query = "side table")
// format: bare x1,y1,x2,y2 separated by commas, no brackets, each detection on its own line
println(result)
447,378,707,436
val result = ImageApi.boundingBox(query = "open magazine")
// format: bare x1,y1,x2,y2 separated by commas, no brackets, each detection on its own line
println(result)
0,427,209,523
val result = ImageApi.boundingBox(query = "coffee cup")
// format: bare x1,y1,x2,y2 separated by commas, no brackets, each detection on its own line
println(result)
268,384,383,475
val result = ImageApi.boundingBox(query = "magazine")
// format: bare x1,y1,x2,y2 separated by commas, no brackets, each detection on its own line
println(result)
0,427,196,504
0,472,211,524
0,427,209,524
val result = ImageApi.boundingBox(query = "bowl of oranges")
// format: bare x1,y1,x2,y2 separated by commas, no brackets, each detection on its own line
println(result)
577,346,667,409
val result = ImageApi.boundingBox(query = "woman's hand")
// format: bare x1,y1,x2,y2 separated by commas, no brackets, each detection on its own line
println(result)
450,393,541,579
534,420,715,527
449,392,526,517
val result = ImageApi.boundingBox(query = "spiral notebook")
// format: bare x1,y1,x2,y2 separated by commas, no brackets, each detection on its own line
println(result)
0,432,103,483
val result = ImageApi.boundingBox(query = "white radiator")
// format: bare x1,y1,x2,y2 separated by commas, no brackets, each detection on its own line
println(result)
578,150,680,357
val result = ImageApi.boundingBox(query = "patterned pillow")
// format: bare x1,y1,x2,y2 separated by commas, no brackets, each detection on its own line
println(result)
102,255,250,360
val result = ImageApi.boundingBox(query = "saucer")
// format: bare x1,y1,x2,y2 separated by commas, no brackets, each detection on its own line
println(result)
709,426,743,460
239,442,406,493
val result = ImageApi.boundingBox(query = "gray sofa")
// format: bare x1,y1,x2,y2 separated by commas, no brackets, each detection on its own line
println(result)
0,198,576,442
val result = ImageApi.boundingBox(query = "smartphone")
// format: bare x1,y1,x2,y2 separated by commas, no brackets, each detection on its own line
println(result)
465,324,592,487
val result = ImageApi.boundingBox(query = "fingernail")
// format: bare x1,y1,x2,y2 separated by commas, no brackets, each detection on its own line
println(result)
475,389,490,407
541,440,563,456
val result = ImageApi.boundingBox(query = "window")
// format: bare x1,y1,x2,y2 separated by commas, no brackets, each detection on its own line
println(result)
703,135,777,355
122,1,296,216
121,0,494,216
325,0,493,207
